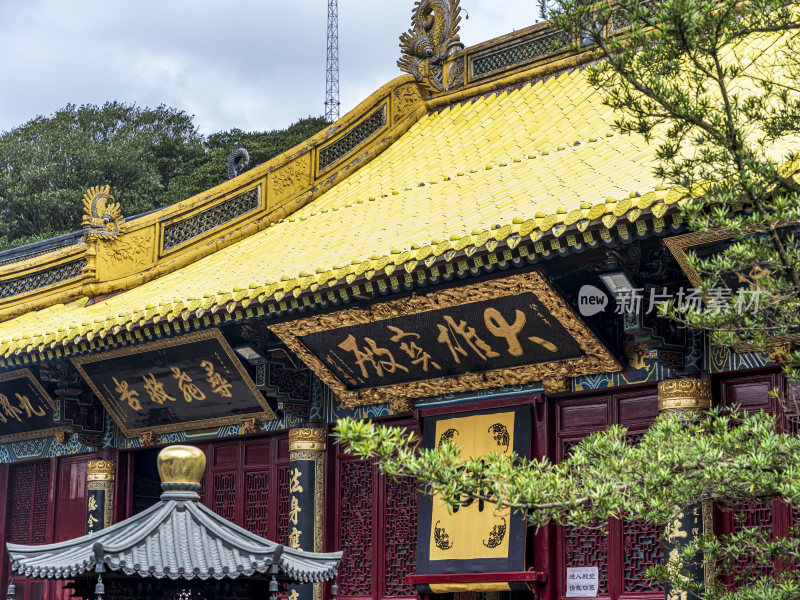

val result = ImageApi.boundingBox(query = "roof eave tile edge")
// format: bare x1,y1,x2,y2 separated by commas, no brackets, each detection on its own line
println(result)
1,198,688,374
0,74,426,322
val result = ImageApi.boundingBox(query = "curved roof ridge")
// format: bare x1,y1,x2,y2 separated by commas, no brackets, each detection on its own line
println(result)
8,493,341,583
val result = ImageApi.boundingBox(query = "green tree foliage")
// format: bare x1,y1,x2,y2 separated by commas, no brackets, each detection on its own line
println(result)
0,103,327,250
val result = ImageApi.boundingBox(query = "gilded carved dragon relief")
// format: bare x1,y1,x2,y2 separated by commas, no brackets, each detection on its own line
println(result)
398,0,465,92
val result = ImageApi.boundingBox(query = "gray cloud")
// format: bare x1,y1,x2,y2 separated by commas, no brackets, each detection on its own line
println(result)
0,0,540,135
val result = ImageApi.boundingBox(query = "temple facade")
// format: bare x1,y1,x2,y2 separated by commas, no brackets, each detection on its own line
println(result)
0,3,797,600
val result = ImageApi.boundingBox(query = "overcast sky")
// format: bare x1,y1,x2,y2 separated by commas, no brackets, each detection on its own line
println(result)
0,1,541,136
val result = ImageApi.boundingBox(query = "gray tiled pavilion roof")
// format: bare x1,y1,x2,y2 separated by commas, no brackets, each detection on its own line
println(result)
7,488,341,583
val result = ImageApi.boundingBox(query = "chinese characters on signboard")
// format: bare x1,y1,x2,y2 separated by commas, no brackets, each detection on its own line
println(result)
72,329,276,437
0,369,58,442
300,292,581,389
271,272,619,407
566,567,599,597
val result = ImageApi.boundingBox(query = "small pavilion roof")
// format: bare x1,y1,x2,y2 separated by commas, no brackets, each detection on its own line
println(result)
7,449,341,584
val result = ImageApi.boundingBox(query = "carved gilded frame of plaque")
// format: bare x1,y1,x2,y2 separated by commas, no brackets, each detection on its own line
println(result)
72,329,276,437
664,229,800,353
663,230,733,289
270,271,621,410
0,368,65,443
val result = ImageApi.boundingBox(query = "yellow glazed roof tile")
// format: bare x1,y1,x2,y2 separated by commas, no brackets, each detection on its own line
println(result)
2,30,800,354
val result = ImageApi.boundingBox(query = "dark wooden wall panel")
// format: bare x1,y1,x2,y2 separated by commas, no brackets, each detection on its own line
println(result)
555,387,663,600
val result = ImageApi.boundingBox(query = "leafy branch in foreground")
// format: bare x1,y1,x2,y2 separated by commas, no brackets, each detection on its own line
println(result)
335,409,800,528
336,409,800,597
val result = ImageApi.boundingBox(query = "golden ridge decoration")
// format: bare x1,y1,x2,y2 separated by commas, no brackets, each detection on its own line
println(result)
270,271,620,409
398,0,465,92
82,185,123,240
657,379,712,413
157,445,206,484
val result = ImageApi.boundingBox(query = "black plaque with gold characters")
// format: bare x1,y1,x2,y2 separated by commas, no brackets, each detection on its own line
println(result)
271,271,620,408
72,329,276,437
0,369,60,442
415,406,532,593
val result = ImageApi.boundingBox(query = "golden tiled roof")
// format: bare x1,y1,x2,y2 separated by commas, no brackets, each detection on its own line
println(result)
1,26,799,361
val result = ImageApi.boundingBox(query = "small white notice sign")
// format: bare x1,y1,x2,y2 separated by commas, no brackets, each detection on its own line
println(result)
566,566,599,597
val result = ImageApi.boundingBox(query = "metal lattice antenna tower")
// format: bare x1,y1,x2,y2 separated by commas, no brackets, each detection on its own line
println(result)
324,0,340,122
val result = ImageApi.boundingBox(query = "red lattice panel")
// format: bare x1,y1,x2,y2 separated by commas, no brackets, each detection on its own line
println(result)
383,476,418,597
277,466,291,545
198,473,207,505
244,471,270,537
623,519,663,592
9,464,34,543
564,526,609,594
339,460,374,597
31,462,51,544
212,472,237,522
730,499,774,578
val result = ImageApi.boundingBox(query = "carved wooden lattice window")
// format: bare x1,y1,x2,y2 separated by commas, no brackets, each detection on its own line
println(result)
339,460,374,598
212,472,237,522
561,438,610,595
622,520,662,592
277,465,291,546
383,476,418,598
10,461,51,544
244,471,270,538
623,432,663,593
728,499,774,578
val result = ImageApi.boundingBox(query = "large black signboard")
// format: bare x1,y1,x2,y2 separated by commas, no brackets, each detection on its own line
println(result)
0,369,60,442
271,271,620,407
72,329,276,437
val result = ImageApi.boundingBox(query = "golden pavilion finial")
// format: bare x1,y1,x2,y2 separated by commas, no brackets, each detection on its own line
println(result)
157,445,206,484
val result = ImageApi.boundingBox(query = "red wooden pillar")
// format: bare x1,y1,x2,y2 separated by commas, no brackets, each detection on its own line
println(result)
531,393,555,600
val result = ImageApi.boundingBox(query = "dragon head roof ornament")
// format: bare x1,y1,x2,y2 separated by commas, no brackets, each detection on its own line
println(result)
398,0,465,92
82,185,123,240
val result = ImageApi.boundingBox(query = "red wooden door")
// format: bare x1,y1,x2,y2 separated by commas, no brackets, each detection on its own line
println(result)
6,460,53,600
51,455,95,600
334,419,418,600
555,388,664,600
126,434,291,542
716,371,797,579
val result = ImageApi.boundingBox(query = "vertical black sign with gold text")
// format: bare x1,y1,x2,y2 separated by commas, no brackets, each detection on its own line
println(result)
416,406,531,593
